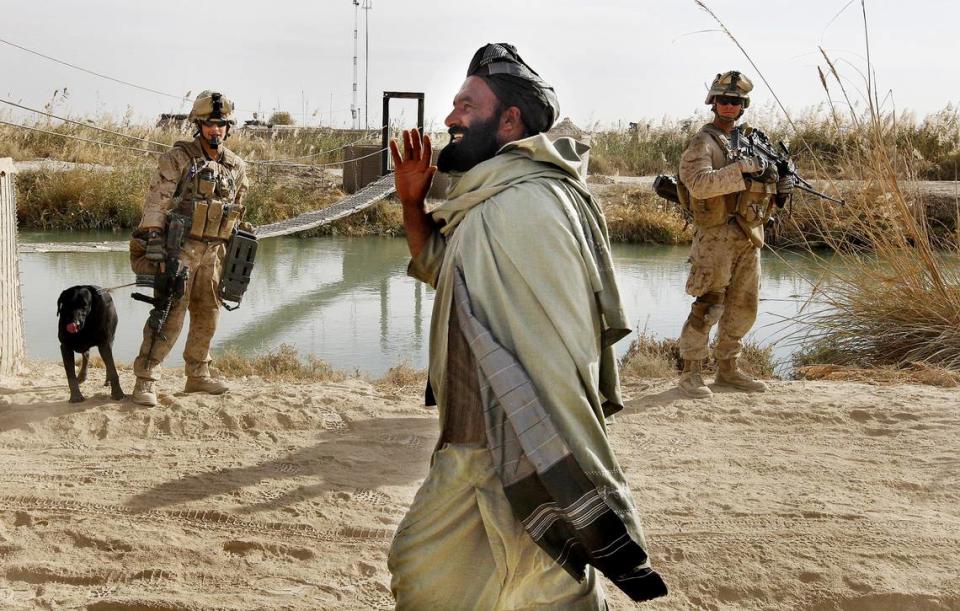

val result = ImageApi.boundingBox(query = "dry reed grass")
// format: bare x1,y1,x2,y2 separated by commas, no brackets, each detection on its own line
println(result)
0,108,379,167
619,330,776,380
587,104,960,181
214,344,345,383
795,363,959,388
373,362,427,393
792,42,960,371
601,186,692,244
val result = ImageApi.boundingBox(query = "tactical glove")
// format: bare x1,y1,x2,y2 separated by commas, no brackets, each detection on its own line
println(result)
737,156,767,175
238,221,255,233
144,230,165,261
755,163,779,184
777,174,796,195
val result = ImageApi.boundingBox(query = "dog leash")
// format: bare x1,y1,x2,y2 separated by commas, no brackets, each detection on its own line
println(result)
99,282,138,293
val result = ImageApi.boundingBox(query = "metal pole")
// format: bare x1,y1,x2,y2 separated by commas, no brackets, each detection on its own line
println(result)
382,93,390,175
363,0,372,131
417,93,424,134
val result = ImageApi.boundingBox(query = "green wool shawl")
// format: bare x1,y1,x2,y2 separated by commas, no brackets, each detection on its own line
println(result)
409,134,659,583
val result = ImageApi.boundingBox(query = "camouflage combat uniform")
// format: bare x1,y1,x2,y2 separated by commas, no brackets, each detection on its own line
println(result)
677,123,776,363
132,137,249,383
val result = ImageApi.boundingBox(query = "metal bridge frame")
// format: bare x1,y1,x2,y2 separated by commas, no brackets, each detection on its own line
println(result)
381,92,425,176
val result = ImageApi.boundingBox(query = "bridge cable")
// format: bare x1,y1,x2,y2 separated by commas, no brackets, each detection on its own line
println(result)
0,119,162,155
0,37,358,116
0,36,188,101
0,98,171,149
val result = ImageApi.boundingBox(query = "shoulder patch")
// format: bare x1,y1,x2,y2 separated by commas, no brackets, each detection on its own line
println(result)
219,147,245,168
156,147,192,182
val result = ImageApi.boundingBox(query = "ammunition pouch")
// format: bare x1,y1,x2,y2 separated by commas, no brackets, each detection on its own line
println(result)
189,201,243,241
689,194,735,229
735,179,777,248
174,157,244,241
219,228,258,311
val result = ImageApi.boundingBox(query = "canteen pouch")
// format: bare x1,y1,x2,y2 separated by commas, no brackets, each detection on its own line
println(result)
218,228,258,311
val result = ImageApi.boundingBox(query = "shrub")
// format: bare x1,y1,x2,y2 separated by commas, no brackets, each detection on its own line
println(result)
268,112,295,126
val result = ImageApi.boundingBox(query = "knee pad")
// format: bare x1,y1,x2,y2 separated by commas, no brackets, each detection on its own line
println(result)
686,302,711,333
704,304,725,326
688,292,725,332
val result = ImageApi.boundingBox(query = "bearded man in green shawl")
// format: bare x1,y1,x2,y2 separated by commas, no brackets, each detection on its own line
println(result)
387,43,668,609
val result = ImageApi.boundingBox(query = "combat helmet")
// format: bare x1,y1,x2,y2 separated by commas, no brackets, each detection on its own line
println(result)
704,71,753,108
189,90,236,125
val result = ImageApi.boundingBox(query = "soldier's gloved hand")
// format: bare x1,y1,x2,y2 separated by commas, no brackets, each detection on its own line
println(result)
777,174,796,196
238,221,254,233
737,156,767,175
756,163,779,184
144,230,165,261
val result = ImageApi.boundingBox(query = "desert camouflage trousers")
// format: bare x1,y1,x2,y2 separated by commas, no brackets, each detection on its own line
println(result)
678,223,760,361
388,444,605,610
133,239,225,381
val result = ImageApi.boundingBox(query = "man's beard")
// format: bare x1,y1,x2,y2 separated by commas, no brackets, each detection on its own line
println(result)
436,112,502,173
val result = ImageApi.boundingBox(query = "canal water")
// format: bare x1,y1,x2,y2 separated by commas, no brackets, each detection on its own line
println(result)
20,233,823,375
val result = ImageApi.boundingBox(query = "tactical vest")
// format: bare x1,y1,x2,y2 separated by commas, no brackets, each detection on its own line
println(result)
685,125,775,247
171,141,245,241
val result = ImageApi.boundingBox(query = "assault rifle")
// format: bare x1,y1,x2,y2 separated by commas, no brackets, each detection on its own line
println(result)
653,127,845,209
132,214,190,365
730,126,845,206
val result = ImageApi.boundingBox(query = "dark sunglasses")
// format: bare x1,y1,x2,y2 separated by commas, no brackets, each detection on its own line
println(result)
715,96,744,106
202,119,229,127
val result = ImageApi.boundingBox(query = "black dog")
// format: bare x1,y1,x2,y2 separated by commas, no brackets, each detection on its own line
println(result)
57,285,125,403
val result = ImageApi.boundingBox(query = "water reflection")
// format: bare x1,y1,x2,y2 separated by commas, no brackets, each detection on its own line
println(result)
20,234,823,375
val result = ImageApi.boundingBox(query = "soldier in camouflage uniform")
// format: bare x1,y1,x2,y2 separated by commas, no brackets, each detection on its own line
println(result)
675,71,794,398
130,91,251,407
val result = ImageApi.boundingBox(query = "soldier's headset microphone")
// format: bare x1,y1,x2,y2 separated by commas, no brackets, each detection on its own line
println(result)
197,92,228,150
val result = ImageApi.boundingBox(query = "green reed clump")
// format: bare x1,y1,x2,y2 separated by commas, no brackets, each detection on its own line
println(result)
314,199,405,238
241,166,344,226
15,166,152,230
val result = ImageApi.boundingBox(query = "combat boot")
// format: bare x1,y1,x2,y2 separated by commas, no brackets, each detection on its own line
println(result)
184,376,228,395
677,360,712,399
132,378,158,407
715,358,768,392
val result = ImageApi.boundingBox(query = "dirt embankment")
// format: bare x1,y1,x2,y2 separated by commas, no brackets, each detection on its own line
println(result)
0,362,957,610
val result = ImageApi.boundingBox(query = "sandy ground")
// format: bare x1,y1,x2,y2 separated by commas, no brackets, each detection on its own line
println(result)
0,362,957,610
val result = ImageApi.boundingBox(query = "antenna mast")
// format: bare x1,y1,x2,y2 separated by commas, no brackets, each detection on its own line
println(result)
351,0,360,129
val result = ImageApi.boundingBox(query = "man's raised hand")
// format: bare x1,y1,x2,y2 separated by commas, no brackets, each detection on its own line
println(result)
390,128,437,208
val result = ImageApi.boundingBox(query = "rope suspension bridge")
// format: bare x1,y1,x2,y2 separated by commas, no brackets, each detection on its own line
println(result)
5,92,431,253
16,173,398,253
